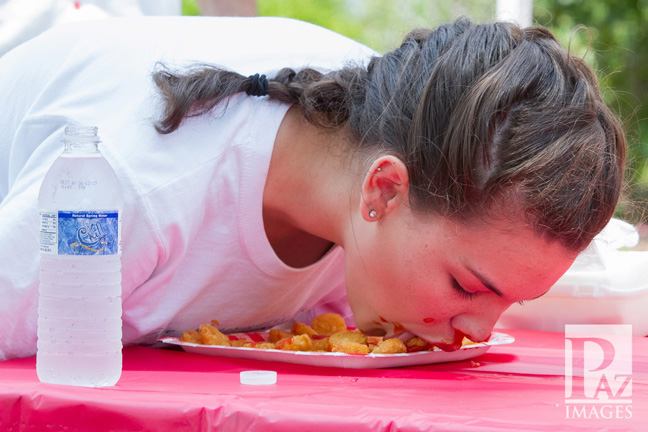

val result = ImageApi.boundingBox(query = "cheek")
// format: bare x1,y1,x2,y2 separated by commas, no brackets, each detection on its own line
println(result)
343,236,453,330
402,288,458,324
353,275,458,332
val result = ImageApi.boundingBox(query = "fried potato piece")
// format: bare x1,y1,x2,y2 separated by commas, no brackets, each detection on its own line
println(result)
462,337,477,346
330,341,370,354
329,330,367,345
255,342,277,350
199,323,231,346
269,328,293,343
311,336,330,352
230,339,254,348
275,334,313,351
372,337,407,354
329,330,368,354
180,329,201,344
405,336,433,353
310,313,347,335
291,322,317,336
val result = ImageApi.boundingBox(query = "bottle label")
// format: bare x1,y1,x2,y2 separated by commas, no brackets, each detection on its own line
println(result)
40,211,121,255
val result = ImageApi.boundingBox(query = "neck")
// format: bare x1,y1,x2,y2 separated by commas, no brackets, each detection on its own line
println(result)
262,106,356,265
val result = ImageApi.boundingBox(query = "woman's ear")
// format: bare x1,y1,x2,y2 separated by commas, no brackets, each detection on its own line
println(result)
360,155,410,222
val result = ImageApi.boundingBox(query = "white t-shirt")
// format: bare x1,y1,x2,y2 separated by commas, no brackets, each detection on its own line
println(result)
0,16,376,359
0,0,181,57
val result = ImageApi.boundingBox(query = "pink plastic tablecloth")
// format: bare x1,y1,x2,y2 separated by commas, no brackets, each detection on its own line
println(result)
1,328,646,431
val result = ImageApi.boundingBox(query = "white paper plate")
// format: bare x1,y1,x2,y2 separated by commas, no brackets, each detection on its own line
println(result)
158,332,514,369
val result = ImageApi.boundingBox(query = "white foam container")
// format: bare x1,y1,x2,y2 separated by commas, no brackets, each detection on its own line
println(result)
497,250,648,336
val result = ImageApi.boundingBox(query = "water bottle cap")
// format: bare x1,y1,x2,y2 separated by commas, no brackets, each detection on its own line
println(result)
239,370,277,385
64,126,100,143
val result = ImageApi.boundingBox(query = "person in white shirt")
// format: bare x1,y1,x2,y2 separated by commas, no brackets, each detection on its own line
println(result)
0,0,257,57
0,16,626,359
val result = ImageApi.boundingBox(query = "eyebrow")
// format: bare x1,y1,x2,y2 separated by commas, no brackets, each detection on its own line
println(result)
468,267,504,297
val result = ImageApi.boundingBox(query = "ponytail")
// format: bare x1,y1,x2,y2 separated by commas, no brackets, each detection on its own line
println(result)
152,62,368,134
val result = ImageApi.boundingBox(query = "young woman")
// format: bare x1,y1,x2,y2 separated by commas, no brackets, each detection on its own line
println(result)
0,16,625,359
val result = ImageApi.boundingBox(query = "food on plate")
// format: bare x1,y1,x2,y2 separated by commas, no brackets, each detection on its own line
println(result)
462,337,479,346
372,337,407,354
269,328,293,343
331,341,370,354
405,336,433,352
179,329,201,344
328,330,368,354
180,313,477,355
255,342,277,350
291,322,317,336
329,330,367,345
311,337,330,352
310,312,347,335
199,323,231,346
275,334,314,351
230,339,254,348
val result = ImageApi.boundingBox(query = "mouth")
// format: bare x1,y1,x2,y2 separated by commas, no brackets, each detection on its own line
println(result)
426,329,492,352
430,339,463,352
364,318,488,352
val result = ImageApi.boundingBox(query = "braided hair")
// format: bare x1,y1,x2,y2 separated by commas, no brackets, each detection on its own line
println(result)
153,62,366,134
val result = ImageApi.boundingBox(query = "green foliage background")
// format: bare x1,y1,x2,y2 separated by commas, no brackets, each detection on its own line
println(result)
184,0,648,222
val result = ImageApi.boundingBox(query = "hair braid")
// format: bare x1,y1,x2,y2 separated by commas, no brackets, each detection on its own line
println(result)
153,62,368,134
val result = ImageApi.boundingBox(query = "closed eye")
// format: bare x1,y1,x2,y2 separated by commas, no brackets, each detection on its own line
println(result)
451,278,477,301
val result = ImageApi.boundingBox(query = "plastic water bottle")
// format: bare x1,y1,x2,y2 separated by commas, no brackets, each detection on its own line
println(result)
37,126,123,387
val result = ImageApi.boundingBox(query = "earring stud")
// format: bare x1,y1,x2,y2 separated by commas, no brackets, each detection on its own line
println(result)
369,209,377,218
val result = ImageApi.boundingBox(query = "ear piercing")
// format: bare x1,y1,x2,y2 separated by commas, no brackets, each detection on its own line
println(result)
369,167,381,219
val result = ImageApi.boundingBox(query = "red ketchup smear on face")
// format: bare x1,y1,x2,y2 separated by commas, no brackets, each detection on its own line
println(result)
393,322,406,335
422,317,435,323
376,316,405,335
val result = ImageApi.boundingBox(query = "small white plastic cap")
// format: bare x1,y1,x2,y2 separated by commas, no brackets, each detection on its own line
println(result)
240,370,277,385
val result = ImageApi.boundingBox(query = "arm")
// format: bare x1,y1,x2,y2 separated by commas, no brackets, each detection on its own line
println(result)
0,120,68,360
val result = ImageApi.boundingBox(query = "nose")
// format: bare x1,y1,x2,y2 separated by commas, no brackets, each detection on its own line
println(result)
450,304,508,343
